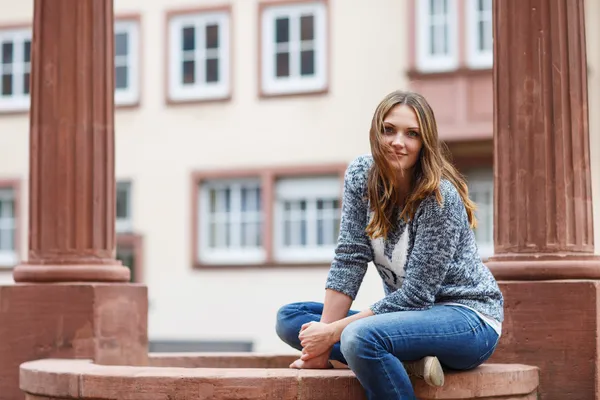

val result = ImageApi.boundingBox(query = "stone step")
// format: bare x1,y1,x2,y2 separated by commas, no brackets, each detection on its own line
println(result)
19,354,539,400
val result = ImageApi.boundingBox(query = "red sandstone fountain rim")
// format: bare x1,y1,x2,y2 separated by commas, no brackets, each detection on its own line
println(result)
19,354,540,400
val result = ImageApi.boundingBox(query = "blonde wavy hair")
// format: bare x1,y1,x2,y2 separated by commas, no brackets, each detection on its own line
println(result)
365,90,477,239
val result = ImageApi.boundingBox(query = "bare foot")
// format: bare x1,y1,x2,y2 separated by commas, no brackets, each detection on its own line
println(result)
289,357,333,369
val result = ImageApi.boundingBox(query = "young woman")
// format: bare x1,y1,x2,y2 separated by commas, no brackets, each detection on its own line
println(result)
275,90,504,400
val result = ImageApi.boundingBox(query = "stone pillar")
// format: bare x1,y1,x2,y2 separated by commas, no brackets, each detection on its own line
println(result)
486,1,600,399
1,2,148,399
12,0,130,283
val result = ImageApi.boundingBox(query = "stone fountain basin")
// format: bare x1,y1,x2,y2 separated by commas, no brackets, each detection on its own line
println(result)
20,353,539,400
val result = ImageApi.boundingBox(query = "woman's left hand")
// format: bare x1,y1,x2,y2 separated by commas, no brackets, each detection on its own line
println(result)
298,321,337,360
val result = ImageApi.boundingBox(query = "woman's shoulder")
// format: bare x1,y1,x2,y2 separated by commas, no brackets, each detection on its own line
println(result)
418,179,464,216
344,154,374,191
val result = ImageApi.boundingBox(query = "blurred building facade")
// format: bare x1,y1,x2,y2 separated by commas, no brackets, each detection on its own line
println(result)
0,0,598,353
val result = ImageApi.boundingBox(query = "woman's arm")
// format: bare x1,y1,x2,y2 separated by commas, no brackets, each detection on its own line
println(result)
320,288,353,324
299,305,374,361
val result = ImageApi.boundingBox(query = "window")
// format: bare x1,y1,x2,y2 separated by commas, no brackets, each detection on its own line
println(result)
416,0,458,72
0,28,31,112
114,20,140,106
260,2,327,95
116,181,132,233
0,188,16,266
274,176,341,262
168,10,231,102
467,0,493,68
467,170,493,259
198,179,264,264
116,245,136,282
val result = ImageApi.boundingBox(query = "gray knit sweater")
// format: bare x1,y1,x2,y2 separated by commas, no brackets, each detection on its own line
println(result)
325,155,504,322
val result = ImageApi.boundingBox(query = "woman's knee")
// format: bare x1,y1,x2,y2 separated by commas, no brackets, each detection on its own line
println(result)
275,302,304,343
340,319,380,361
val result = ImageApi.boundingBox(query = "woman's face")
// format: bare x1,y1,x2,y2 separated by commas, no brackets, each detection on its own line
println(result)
382,104,423,173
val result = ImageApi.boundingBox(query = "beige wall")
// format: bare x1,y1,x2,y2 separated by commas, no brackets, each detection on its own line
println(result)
0,0,410,352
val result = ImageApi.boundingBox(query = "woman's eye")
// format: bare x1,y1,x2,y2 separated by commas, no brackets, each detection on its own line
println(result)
408,131,419,137
384,126,394,134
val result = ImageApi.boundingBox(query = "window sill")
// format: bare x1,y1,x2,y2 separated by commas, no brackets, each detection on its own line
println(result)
407,67,492,81
259,87,328,100
166,95,232,106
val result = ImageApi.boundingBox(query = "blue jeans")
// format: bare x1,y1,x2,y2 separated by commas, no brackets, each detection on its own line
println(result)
275,301,499,400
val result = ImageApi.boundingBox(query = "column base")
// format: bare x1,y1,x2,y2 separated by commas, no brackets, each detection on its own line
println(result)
489,280,600,400
0,283,148,400
13,264,131,283
486,254,600,280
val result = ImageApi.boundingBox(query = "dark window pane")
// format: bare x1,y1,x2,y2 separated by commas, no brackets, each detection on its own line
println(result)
209,189,216,213
115,32,128,56
430,25,435,54
300,50,314,76
2,74,12,96
209,222,217,247
115,66,128,89
275,18,289,43
478,20,485,51
300,219,307,245
276,52,289,77
225,222,231,246
2,42,13,64
23,72,30,94
182,60,195,84
443,25,448,54
300,15,314,41
206,58,219,82
0,228,14,251
284,219,291,246
116,185,129,219
24,41,30,63
206,24,219,49
317,219,324,245
182,26,195,51
224,188,231,212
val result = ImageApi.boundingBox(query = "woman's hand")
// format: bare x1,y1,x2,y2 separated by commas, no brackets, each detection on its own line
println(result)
289,349,332,369
298,321,337,360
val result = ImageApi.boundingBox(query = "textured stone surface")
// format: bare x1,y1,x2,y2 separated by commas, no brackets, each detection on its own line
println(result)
19,358,539,400
489,280,600,400
1,284,148,400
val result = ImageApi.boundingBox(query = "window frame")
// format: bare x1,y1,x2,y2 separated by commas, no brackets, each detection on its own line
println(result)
0,181,19,268
166,7,232,103
273,176,341,263
0,27,31,113
197,177,266,265
259,1,328,96
114,17,141,107
466,169,494,259
466,0,493,69
116,181,133,234
415,0,459,73
191,164,346,268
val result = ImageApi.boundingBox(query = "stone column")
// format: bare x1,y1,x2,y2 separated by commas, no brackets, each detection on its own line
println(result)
486,0,600,279
486,1,600,399
1,2,148,399
12,0,130,282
